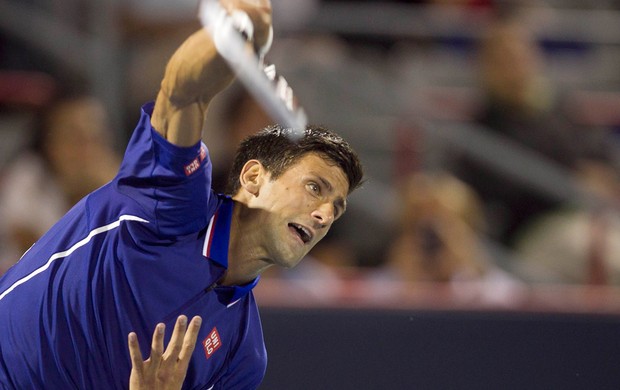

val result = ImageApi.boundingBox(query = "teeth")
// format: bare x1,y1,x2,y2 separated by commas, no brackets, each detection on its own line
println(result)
292,224,311,242
299,226,310,238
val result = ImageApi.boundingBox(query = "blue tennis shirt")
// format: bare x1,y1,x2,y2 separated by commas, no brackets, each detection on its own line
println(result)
0,102,267,389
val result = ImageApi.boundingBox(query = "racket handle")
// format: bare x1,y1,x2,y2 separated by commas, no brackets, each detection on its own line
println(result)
199,0,307,138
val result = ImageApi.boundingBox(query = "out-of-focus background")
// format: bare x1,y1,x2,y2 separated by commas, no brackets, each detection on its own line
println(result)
2,0,620,388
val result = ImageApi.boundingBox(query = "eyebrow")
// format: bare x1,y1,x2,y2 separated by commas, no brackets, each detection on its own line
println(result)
318,176,333,192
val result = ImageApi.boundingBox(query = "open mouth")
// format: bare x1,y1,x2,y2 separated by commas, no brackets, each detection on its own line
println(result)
289,223,312,244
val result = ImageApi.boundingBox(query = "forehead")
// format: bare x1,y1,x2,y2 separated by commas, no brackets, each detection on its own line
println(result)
285,153,350,193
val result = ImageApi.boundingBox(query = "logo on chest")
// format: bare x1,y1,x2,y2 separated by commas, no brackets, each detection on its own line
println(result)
203,327,222,359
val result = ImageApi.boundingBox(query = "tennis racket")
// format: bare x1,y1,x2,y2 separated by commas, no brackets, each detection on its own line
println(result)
199,0,308,139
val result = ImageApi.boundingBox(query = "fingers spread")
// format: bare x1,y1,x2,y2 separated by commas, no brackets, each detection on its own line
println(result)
178,316,203,364
149,323,166,368
128,332,145,374
163,315,188,361
127,315,202,389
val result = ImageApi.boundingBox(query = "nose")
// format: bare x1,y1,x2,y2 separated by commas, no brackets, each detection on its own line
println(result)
311,202,335,227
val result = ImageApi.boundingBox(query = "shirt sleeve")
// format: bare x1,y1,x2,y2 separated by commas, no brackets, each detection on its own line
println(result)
114,102,218,237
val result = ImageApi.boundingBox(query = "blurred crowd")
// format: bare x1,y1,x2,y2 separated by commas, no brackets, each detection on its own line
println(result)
0,91,120,273
2,0,620,306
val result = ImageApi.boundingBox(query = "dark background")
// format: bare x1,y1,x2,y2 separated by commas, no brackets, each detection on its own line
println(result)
260,306,620,389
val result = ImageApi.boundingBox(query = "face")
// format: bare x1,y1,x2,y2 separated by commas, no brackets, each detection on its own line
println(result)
481,24,541,106
245,153,350,268
46,98,109,179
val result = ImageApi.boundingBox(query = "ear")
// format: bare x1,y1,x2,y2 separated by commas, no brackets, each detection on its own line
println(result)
238,159,264,196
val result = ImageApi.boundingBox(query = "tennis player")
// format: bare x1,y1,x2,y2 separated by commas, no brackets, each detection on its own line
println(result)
0,0,363,389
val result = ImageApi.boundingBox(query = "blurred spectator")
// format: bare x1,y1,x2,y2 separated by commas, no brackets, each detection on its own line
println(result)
368,171,525,307
515,208,620,285
0,94,120,274
451,11,620,249
0,71,59,170
382,172,490,283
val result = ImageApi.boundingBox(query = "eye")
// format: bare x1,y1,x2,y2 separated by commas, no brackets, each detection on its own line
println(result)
306,182,320,195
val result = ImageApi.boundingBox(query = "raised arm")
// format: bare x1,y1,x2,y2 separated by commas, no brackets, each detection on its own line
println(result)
151,0,273,147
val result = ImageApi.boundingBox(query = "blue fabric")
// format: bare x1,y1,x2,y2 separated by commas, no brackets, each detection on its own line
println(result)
0,103,266,390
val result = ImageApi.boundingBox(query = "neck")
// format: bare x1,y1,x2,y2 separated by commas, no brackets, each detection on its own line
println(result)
220,199,273,286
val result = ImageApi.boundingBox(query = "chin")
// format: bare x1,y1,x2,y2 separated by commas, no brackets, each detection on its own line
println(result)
278,258,302,269
274,252,306,269
271,239,314,269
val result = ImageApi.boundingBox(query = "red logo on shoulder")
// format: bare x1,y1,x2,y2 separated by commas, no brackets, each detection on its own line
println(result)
203,327,222,359
184,145,207,176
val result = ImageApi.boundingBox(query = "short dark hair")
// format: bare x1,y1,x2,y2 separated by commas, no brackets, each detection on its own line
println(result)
226,124,364,196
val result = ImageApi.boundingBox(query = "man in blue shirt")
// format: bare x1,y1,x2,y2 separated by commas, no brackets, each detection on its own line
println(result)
0,0,363,389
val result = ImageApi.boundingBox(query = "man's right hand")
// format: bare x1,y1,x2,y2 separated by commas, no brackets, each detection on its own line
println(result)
220,0,273,56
